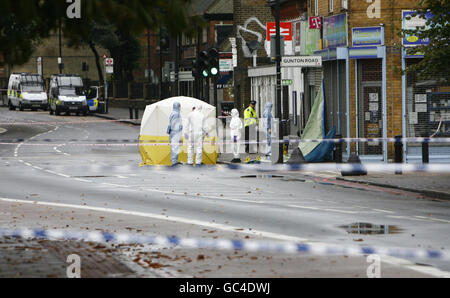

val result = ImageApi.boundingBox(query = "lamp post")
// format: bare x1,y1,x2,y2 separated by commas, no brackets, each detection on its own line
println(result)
275,0,283,164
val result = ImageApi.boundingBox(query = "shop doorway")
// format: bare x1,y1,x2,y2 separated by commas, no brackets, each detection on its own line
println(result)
358,83,383,156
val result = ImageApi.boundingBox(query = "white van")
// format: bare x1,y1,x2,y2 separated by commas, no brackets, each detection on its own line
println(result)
8,73,48,111
48,74,88,116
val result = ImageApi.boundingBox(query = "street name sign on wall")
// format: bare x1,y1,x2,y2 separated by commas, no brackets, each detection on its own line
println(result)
281,56,322,67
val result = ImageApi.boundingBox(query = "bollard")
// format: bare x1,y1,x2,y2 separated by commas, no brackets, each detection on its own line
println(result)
394,135,403,175
135,108,139,120
422,140,429,163
335,134,342,164
129,107,134,120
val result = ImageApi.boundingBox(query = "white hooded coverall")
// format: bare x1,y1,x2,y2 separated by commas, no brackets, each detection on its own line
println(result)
230,109,243,159
187,105,207,165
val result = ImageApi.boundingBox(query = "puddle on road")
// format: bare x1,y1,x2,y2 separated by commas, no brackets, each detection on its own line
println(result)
339,223,403,235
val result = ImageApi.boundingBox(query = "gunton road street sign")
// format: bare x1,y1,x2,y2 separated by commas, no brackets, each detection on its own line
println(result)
281,56,322,67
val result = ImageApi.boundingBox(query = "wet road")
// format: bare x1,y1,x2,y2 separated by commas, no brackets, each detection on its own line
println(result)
1,107,450,278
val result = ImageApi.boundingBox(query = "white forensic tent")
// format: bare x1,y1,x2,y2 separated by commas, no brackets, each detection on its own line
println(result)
139,96,218,165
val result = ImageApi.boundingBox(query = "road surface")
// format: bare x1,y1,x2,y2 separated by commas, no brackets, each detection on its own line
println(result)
1,107,449,278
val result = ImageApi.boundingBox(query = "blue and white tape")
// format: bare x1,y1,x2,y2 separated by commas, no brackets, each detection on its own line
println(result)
1,137,450,146
20,163,450,174
0,228,448,261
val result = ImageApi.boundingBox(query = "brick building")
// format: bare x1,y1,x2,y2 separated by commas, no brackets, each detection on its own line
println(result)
236,0,449,162
233,0,274,113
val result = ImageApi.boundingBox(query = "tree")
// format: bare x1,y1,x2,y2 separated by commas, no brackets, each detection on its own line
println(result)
0,15,42,66
402,0,450,85
67,22,120,83
0,0,204,66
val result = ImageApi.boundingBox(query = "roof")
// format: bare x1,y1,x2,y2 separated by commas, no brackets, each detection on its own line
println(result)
206,0,233,15
189,0,216,16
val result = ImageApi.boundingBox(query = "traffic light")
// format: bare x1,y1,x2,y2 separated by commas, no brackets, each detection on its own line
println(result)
193,48,221,79
199,51,209,78
192,59,199,78
207,48,219,77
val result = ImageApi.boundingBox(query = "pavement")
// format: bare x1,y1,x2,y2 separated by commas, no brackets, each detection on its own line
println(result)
94,107,142,126
93,107,450,201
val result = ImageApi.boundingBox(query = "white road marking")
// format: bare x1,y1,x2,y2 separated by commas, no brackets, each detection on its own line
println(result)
0,197,310,243
323,208,358,214
387,215,431,222
102,183,130,188
415,216,450,224
74,178,92,183
372,209,396,214
380,255,450,278
288,205,320,211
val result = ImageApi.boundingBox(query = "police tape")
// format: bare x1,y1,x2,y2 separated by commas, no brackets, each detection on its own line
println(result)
13,163,450,174
1,137,450,146
0,228,448,261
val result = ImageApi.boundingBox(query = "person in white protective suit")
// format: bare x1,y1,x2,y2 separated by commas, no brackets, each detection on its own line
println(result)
229,109,243,162
167,102,183,166
186,104,208,166
262,102,273,159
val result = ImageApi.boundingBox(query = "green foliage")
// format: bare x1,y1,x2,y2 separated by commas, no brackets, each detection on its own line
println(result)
0,0,204,66
402,0,450,85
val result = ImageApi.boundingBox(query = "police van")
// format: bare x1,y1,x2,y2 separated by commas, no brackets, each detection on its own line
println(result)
86,86,101,113
7,73,48,111
48,74,89,116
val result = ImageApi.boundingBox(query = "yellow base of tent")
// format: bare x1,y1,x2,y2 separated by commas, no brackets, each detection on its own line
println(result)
139,135,218,166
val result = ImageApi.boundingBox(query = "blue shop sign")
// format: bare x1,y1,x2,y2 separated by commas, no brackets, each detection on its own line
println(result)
402,10,433,46
352,27,384,47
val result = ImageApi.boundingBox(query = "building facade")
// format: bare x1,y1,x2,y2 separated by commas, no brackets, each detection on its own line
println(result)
235,0,449,162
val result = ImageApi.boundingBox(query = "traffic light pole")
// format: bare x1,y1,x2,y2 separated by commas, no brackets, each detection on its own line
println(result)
275,0,283,164
214,76,218,118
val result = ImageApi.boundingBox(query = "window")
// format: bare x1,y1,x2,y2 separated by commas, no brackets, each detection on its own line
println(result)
215,25,233,47
329,0,333,13
202,28,207,43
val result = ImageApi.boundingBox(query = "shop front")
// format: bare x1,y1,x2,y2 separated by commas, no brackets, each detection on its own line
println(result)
401,11,450,162
349,26,387,162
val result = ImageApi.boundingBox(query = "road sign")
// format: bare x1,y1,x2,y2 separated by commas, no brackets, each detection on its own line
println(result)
105,66,114,74
102,54,107,60
266,22,292,41
37,57,42,76
282,79,292,86
281,56,322,67
105,58,114,66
